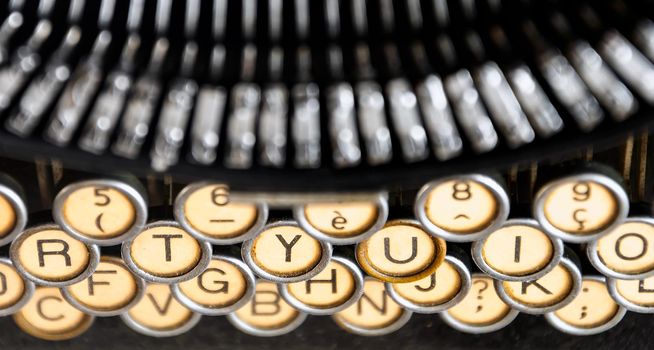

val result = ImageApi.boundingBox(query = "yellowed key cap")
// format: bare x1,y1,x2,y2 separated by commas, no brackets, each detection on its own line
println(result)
0,179,27,246
0,257,34,316
496,255,582,314
171,255,256,315
279,256,364,315
608,275,654,313
441,274,519,333
588,217,654,279
10,224,100,287
227,280,307,337
534,171,629,243
415,174,510,242
14,287,94,341
386,254,471,313
122,221,212,283
333,277,412,336
356,220,446,283
294,193,388,245
175,183,268,244
545,276,626,335
121,283,201,337
242,221,332,283
53,179,148,245
472,219,563,281
62,256,145,316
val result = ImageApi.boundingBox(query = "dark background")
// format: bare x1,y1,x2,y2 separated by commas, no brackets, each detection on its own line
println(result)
1,311,651,349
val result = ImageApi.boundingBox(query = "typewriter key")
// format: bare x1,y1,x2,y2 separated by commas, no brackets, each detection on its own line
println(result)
495,255,582,314
386,254,471,313
472,219,563,281
14,287,94,341
533,172,629,243
0,257,34,316
294,193,388,245
279,256,364,315
174,183,268,245
62,256,145,316
10,224,100,287
227,280,307,337
122,221,212,283
356,220,446,283
333,277,412,336
53,179,148,246
171,255,256,316
608,275,654,313
242,221,332,283
0,178,27,246
545,276,626,335
121,283,202,337
587,217,654,279
441,274,519,334
415,174,510,242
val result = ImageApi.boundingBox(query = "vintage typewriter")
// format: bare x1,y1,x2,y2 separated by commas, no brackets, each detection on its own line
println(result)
0,0,653,348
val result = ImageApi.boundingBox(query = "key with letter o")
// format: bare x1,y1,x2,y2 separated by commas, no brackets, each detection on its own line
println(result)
356,220,446,283
122,221,212,283
415,174,510,242
0,257,34,316
227,280,307,337
171,255,256,315
0,176,27,246
608,275,654,313
588,217,654,279
53,179,148,245
10,224,100,287
533,169,628,243
279,256,364,315
333,277,412,336
495,253,582,314
14,287,94,341
62,256,145,316
294,193,388,245
241,221,332,283
386,253,471,313
121,283,201,337
545,276,626,335
441,274,519,333
174,183,268,244
472,219,563,281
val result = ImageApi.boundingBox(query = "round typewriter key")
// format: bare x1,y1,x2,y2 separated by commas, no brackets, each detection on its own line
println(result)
121,283,201,337
10,224,100,287
279,256,364,315
534,172,629,243
0,257,34,316
441,274,519,334
608,275,654,313
294,194,388,245
545,276,626,335
174,183,268,245
333,277,412,336
14,287,94,341
62,256,145,316
171,255,256,315
122,221,211,284
472,219,563,281
355,220,446,283
588,217,654,280
495,256,582,314
227,280,307,337
241,221,332,283
415,174,510,242
53,179,148,246
0,179,27,246
386,254,471,313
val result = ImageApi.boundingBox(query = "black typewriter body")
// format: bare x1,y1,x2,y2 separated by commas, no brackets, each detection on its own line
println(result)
1,0,654,349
